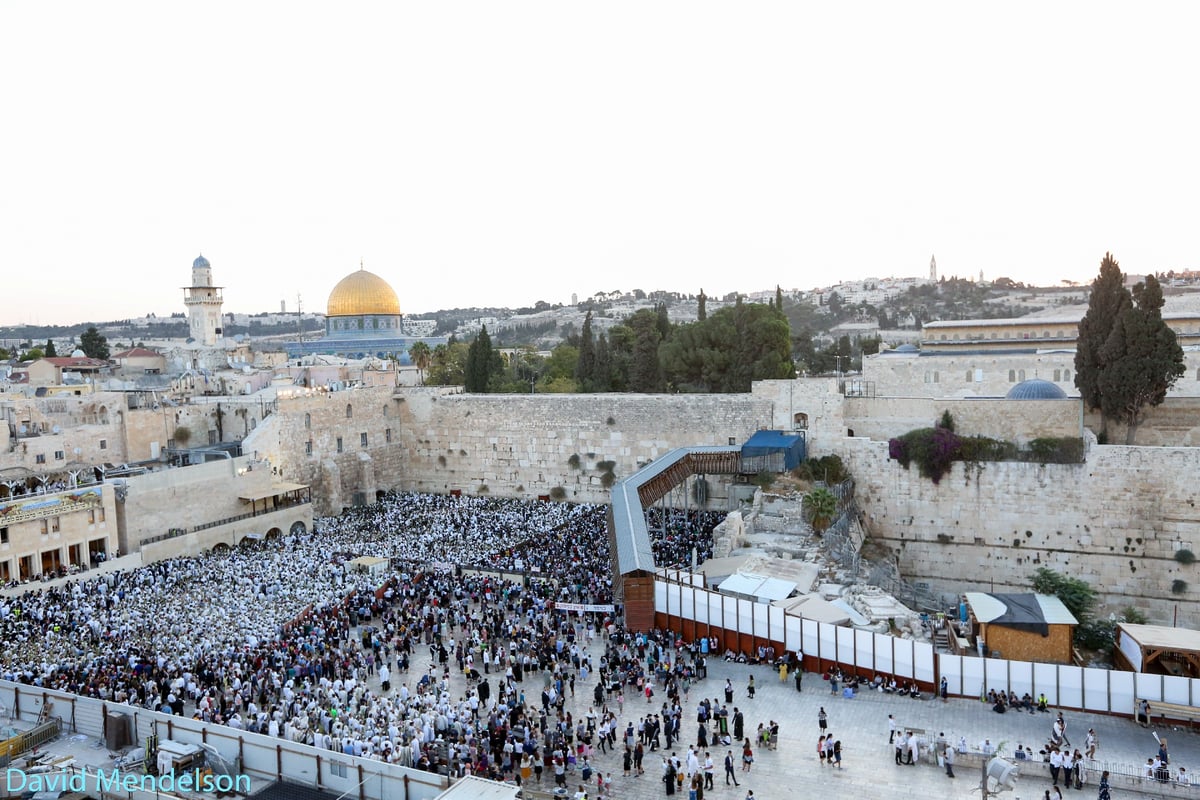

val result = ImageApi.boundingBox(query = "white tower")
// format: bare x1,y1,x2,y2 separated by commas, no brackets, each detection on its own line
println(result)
183,254,225,346
930,255,938,282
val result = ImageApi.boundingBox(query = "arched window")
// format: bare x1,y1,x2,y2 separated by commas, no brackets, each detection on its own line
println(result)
1064,369,1070,382
966,370,972,383
1053,369,1061,382
1018,369,1026,381
304,413,311,430
1008,370,1016,382
933,371,940,383
346,404,353,419
793,412,808,430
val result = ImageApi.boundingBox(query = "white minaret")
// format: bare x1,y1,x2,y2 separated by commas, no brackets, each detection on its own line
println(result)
930,254,938,282
183,254,225,346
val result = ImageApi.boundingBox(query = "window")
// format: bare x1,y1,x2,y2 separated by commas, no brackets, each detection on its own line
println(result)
385,428,393,443
1008,369,1016,382
99,439,107,450
933,371,939,383
89,509,96,524
97,507,105,523
1018,369,1026,381
305,440,313,456
1063,369,1070,382
1053,369,1061,382
966,370,972,383
360,432,368,448
40,520,49,535
36,454,46,464
336,437,344,453
330,763,348,779
304,413,311,430
346,404,353,419
974,369,983,383
0,527,7,544
54,450,65,461
51,516,60,532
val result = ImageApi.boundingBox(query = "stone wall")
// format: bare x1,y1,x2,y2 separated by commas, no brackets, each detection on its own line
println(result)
842,437,1200,623
842,396,1083,444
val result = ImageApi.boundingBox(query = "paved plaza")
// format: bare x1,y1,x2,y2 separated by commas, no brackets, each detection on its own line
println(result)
391,630,1200,800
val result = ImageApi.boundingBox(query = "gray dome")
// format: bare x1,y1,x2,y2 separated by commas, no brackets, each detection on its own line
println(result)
193,254,210,268
893,343,919,353
1006,378,1067,400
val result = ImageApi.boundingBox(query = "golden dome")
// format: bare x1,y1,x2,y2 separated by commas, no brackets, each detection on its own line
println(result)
326,268,402,317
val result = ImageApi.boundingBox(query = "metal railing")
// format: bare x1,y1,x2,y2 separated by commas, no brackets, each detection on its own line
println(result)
140,497,311,545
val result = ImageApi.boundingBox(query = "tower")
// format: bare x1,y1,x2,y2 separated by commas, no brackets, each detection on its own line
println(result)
183,254,225,346
930,255,938,282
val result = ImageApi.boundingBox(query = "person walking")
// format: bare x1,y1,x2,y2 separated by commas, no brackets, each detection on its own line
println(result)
833,739,843,769
888,714,896,744
944,742,955,778
1097,770,1111,800
703,752,714,790
724,751,739,786
940,675,949,702
794,668,803,693
741,739,754,773
1085,729,1097,759
818,707,828,733
747,675,755,699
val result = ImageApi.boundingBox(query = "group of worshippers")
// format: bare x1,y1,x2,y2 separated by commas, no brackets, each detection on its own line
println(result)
0,492,722,781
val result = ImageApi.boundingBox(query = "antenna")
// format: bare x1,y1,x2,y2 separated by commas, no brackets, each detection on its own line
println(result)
297,294,303,344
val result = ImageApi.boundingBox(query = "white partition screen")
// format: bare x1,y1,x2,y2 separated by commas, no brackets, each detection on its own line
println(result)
914,642,936,684
768,606,786,644
873,633,894,675
785,615,802,654
1082,667,1109,712
1033,662,1059,705
1135,673,1163,704
1058,666,1083,709
1109,670,1136,715
961,656,985,701
1009,660,1034,699
893,639,914,679
855,629,875,672
818,622,837,665
836,626,856,666
984,657,1009,695
1164,675,1191,706
940,655,963,696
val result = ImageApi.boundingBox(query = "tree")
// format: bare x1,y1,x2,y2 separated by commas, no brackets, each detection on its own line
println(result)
1097,274,1185,443
1075,253,1130,437
804,487,838,534
408,341,432,385
44,339,57,357
593,333,612,392
1031,567,1096,622
426,342,468,386
465,326,502,392
79,326,110,359
575,311,596,391
697,289,707,322
21,347,44,362
628,309,665,393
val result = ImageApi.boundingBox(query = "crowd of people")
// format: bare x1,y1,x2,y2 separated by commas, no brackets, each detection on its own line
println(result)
0,492,724,783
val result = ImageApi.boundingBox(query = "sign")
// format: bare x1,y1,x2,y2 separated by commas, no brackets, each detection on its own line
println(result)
553,603,615,613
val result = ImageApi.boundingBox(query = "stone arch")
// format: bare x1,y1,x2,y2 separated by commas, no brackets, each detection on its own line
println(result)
792,412,808,430
211,542,230,554
346,403,353,419
266,527,283,540
289,520,307,536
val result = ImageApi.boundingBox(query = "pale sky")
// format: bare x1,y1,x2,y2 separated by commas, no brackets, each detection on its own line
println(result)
2,2,1198,326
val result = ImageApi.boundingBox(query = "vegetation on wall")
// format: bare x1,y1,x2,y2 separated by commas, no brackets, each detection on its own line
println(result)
791,454,851,485
888,413,1085,484
803,487,838,534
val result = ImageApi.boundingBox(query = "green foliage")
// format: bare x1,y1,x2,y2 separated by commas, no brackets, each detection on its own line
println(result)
79,325,109,359
791,455,851,485
1173,579,1189,594
1122,606,1149,625
1097,274,1186,443
21,347,44,361
1175,549,1196,565
575,311,597,391
1075,606,1145,654
887,425,960,484
1026,437,1086,464
44,339,57,357
938,410,956,432
408,340,432,384
660,303,793,392
1031,566,1096,621
804,487,838,533
957,435,1018,462
751,470,776,490
464,326,503,392
426,342,469,386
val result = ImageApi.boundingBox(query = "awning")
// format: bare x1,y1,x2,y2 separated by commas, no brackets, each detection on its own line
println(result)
718,573,797,602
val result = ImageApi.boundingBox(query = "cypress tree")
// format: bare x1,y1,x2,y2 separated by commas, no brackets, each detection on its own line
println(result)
1074,253,1130,438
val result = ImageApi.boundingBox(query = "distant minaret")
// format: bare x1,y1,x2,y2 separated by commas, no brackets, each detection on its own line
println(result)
183,254,225,346
930,255,938,282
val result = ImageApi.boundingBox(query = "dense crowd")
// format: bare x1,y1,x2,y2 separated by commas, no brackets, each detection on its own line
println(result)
0,492,723,779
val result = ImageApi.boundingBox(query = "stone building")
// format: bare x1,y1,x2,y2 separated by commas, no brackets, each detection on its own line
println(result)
183,255,225,347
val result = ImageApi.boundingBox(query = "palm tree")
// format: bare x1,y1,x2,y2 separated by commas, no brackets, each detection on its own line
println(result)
408,341,432,386
804,487,838,534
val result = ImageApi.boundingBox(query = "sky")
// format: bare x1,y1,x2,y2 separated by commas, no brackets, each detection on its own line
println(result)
2,2,1198,326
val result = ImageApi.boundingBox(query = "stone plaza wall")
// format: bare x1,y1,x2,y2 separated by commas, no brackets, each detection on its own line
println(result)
842,436,1200,623
394,390,776,504
842,396,1083,444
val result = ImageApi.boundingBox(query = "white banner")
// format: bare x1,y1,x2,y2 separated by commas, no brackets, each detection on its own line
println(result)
554,603,615,613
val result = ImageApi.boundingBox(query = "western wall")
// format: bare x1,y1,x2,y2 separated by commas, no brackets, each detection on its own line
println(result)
244,379,1200,624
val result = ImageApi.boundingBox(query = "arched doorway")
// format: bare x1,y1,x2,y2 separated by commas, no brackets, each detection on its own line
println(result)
289,521,307,536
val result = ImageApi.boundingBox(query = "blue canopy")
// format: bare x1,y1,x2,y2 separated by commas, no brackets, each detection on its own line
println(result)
741,430,806,471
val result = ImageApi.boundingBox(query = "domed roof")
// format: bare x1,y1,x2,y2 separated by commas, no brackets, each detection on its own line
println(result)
894,343,919,352
193,254,210,268
327,268,401,317
1006,378,1068,400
